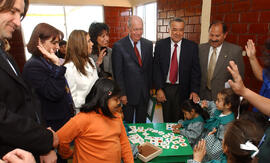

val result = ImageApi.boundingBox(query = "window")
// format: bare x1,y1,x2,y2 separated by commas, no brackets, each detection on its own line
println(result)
21,5,103,60
136,2,157,42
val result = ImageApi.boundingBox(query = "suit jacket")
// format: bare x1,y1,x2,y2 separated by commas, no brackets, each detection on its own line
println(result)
22,55,74,124
112,36,153,105
199,41,245,100
0,49,52,157
153,37,201,99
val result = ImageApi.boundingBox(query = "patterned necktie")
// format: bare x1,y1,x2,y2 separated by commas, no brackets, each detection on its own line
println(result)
134,42,142,67
207,48,217,89
169,44,178,84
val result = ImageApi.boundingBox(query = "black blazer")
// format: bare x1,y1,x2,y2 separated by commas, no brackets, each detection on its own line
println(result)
22,56,73,126
153,37,201,99
0,49,53,157
112,36,153,105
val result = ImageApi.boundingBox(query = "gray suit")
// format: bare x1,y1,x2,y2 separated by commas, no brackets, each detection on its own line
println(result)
199,41,245,100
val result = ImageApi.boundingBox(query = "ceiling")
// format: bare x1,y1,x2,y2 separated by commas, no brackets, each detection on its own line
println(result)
29,0,156,7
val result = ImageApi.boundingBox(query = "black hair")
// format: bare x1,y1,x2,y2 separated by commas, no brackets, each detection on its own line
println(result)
80,78,121,118
218,88,240,118
209,20,228,34
98,71,112,79
181,100,210,121
88,22,109,54
59,40,66,46
168,17,185,29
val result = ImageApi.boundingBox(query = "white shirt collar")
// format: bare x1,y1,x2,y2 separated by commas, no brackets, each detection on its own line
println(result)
171,39,182,48
210,44,223,54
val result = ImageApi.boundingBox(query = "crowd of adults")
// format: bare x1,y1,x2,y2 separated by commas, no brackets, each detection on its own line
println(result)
1,0,270,162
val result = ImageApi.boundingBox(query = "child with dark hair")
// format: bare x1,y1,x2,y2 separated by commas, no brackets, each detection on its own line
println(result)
200,88,240,161
172,100,209,147
56,78,133,163
98,71,112,80
239,111,270,163
188,119,264,163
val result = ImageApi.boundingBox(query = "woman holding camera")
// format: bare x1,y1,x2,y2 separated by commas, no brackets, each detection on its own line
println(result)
89,22,113,76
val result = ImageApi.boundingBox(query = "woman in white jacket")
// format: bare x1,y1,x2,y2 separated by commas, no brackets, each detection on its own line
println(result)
64,30,99,113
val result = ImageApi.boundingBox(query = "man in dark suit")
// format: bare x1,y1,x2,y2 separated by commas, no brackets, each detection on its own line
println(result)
0,0,58,161
199,21,244,101
112,16,153,123
153,17,201,122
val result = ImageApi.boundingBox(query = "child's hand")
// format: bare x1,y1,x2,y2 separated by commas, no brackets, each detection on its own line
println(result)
201,100,208,108
172,128,180,134
193,139,206,162
172,124,182,129
137,145,142,153
208,128,217,136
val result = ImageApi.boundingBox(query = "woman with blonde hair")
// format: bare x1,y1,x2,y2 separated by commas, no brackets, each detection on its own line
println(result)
64,30,98,113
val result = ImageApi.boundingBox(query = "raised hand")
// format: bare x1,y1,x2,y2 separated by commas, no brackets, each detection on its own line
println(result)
96,48,107,66
37,39,60,66
193,139,206,162
245,39,256,60
227,61,246,95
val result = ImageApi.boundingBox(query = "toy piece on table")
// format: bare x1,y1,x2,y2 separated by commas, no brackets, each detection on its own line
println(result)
166,123,174,130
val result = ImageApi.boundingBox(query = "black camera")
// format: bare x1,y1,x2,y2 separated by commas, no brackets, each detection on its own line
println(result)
100,47,107,55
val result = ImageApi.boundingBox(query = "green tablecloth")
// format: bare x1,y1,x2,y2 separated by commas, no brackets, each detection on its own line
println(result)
128,123,193,163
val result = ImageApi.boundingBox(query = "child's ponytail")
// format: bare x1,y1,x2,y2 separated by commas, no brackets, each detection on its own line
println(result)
181,100,210,121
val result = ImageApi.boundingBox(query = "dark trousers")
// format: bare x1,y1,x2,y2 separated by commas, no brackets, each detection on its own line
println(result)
123,95,148,123
161,84,184,122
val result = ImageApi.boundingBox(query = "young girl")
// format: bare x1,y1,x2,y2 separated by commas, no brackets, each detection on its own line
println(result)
239,111,270,163
188,119,264,163
172,100,209,147
200,88,240,161
57,78,133,163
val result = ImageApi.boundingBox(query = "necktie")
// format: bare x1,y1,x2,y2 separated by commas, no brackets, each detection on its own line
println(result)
207,48,217,89
134,42,142,67
169,44,178,84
